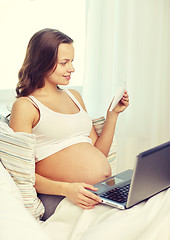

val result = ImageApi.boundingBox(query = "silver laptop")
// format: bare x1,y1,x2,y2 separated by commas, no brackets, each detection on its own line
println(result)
92,141,170,209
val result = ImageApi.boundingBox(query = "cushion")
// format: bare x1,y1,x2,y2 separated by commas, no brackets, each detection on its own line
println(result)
0,114,9,124
0,117,44,221
92,116,117,175
0,161,22,203
0,163,50,240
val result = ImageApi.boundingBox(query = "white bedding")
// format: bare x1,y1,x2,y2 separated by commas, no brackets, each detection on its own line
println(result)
43,188,170,240
0,162,50,240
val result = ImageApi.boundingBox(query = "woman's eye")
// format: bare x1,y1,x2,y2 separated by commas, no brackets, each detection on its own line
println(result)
61,62,67,66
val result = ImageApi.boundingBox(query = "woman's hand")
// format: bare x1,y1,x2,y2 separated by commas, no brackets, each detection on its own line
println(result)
65,182,102,209
108,91,129,114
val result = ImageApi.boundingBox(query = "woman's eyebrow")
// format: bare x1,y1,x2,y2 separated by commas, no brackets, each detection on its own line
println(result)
60,58,69,61
60,58,74,61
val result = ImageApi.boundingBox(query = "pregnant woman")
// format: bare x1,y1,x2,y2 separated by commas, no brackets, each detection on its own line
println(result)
9,28,129,211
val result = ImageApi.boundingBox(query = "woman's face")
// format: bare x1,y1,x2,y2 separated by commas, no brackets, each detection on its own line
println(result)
45,43,75,86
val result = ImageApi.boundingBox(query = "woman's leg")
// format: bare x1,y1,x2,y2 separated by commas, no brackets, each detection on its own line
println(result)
38,194,65,221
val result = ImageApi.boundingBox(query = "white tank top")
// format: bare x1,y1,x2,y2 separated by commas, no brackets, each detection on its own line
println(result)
29,89,92,162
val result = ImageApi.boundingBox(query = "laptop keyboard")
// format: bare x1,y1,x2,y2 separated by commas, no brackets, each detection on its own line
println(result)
100,184,130,203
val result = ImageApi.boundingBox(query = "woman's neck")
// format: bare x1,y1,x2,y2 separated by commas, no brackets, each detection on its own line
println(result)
33,84,62,97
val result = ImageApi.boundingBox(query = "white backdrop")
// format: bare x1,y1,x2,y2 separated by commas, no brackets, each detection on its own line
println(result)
0,0,85,89
83,0,170,172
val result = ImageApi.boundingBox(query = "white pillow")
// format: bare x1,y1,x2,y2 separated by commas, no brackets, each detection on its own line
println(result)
0,120,44,221
0,161,22,202
0,182,51,240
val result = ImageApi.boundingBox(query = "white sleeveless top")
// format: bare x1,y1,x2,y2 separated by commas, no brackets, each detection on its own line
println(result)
29,89,93,162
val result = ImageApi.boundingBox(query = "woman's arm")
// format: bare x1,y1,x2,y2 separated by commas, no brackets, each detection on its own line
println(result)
92,91,129,156
9,97,38,133
70,89,129,157
35,173,101,209
91,111,119,157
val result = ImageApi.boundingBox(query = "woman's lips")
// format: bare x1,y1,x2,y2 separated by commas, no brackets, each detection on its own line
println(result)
64,75,71,80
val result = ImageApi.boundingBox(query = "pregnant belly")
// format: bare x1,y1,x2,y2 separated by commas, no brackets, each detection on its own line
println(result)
35,143,112,185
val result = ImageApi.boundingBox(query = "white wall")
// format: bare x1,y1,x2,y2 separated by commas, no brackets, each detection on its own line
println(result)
0,89,16,116
0,0,86,90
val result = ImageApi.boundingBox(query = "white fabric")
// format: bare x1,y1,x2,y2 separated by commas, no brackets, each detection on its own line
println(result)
0,161,22,203
0,189,51,240
83,0,170,172
0,163,51,240
29,89,92,161
43,188,170,240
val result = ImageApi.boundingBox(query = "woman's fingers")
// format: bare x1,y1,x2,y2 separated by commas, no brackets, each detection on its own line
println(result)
82,183,98,191
122,92,129,100
121,98,129,106
120,92,129,106
79,193,101,206
66,182,102,209
75,186,102,209
82,183,102,203
77,196,101,209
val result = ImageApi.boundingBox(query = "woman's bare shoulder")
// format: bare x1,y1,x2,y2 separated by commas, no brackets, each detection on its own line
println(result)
9,97,38,132
68,89,86,110
13,96,32,104
11,97,36,113
68,89,81,98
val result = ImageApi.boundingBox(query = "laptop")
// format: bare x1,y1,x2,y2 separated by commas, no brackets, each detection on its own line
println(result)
92,141,170,210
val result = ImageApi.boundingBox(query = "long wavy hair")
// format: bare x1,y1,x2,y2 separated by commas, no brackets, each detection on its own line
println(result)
16,28,73,98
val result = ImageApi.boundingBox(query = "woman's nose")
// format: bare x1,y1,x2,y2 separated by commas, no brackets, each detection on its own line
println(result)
68,62,75,73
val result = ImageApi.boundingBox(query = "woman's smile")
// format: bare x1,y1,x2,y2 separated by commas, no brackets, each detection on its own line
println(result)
64,75,71,81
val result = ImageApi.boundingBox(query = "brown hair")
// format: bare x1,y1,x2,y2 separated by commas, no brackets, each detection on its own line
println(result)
16,28,73,98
